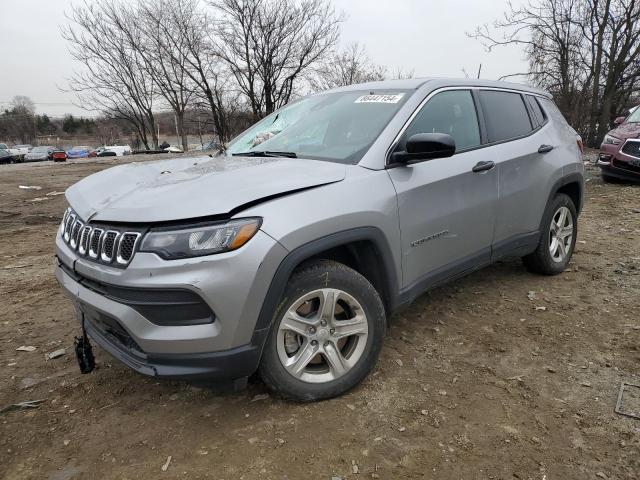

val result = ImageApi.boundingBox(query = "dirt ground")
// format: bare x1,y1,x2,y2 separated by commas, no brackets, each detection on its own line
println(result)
0,152,639,480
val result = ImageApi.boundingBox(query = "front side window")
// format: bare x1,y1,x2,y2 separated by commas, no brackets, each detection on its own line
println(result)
480,90,533,142
397,90,481,153
226,90,410,164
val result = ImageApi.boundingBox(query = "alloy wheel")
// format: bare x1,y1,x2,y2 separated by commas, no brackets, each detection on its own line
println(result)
276,288,369,384
549,206,573,263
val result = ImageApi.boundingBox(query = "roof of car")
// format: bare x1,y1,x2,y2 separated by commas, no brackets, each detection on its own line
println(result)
324,77,551,98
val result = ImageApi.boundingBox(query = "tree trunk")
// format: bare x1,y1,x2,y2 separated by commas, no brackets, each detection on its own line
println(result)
596,86,615,145
586,0,611,147
146,109,159,150
176,110,188,152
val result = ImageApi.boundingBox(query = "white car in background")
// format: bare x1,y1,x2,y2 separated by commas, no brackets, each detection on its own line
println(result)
96,145,132,157
8,144,32,162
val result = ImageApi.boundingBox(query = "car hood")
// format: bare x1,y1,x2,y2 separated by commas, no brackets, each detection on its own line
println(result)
66,155,346,223
609,122,640,140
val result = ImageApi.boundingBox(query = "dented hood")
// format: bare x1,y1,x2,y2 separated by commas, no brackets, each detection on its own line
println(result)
66,155,346,223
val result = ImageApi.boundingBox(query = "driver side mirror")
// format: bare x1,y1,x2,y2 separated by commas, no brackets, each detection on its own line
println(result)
614,116,626,125
390,133,456,165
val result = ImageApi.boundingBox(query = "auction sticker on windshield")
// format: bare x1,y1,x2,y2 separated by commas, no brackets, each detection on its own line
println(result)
354,93,405,104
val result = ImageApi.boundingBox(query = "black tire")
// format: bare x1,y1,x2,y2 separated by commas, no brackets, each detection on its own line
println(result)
259,260,386,402
522,193,577,275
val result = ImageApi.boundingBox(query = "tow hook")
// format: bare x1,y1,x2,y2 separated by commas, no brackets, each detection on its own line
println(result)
74,313,95,374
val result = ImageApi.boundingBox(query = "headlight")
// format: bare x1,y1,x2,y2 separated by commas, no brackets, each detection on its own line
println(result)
139,218,261,259
603,134,621,145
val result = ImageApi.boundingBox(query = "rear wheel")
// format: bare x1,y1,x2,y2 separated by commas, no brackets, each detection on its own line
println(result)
259,260,386,401
522,193,577,275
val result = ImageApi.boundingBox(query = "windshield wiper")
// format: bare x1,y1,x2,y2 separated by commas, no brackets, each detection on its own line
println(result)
231,150,297,158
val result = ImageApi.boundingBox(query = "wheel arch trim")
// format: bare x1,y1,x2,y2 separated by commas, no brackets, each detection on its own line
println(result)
253,227,400,335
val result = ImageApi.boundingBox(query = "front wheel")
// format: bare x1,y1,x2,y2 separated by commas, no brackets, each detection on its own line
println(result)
522,193,577,275
259,260,386,401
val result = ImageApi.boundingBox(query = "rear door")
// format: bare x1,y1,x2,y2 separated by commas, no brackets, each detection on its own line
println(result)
477,90,557,255
387,89,498,292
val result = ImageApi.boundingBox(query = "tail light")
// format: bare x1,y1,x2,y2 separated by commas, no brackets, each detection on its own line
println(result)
576,136,584,154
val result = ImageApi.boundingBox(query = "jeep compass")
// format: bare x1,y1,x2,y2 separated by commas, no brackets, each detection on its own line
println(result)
55,78,584,401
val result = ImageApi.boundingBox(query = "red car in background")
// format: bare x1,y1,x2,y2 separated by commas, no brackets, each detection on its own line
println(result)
52,149,67,162
598,106,640,182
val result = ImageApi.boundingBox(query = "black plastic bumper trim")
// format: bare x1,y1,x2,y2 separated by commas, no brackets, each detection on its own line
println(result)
599,164,640,182
58,257,215,326
86,320,269,381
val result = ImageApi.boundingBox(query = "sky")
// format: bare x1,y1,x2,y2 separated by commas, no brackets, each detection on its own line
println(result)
0,0,528,118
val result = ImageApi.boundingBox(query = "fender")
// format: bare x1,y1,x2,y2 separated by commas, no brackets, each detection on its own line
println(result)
253,227,400,334
539,171,585,231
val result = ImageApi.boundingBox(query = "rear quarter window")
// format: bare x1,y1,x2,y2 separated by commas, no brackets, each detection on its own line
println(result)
525,95,547,127
479,90,533,143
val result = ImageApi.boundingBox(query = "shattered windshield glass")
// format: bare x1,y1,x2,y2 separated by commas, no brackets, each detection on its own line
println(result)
226,90,410,164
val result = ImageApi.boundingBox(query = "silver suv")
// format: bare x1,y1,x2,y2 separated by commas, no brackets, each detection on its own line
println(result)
55,78,584,401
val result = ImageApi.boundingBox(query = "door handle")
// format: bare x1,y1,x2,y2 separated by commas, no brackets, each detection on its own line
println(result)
538,144,554,154
472,160,495,173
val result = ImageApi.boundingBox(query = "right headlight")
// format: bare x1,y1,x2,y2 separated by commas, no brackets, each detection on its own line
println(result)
139,218,261,260
603,134,622,145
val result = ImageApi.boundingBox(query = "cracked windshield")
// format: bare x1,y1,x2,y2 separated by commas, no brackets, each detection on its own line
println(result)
226,90,410,163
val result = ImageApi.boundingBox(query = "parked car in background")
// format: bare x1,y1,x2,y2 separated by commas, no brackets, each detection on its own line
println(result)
597,106,640,182
0,148,14,164
55,78,585,401
95,145,132,157
24,145,55,162
52,149,67,162
8,144,32,162
66,146,96,159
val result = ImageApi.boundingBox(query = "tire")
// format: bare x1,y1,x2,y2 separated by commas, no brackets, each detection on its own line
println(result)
602,174,620,183
259,260,386,402
522,193,577,275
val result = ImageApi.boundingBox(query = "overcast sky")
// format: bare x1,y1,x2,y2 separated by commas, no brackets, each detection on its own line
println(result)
0,0,528,118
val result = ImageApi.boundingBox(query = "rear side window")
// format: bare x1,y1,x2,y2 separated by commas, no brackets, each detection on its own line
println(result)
400,90,481,151
479,90,533,143
525,95,547,127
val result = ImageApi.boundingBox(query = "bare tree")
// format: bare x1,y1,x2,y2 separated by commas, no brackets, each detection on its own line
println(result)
63,0,159,149
141,0,237,142
135,0,196,151
470,0,640,146
0,96,36,143
11,96,36,114
311,42,386,91
213,0,343,116
584,0,640,144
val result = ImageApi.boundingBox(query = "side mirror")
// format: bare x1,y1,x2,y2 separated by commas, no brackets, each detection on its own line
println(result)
391,133,456,165
614,116,626,125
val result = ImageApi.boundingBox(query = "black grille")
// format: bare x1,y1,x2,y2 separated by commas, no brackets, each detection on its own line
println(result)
79,226,91,255
102,231,118,261
118,233,138,263
621,140,640,159
89,228,103,258
70,220,83,248
64,214,75,241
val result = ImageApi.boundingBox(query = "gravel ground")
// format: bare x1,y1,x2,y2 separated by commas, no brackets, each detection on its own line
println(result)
0,152,639,480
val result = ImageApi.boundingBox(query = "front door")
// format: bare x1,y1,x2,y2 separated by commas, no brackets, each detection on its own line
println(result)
387,89,498,292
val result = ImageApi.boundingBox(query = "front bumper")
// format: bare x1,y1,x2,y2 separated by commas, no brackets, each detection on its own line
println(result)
55,228,288,380
82,296,268,380
598,142,640,182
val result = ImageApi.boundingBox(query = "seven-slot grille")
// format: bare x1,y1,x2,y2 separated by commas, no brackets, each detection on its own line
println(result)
59,208,141,266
